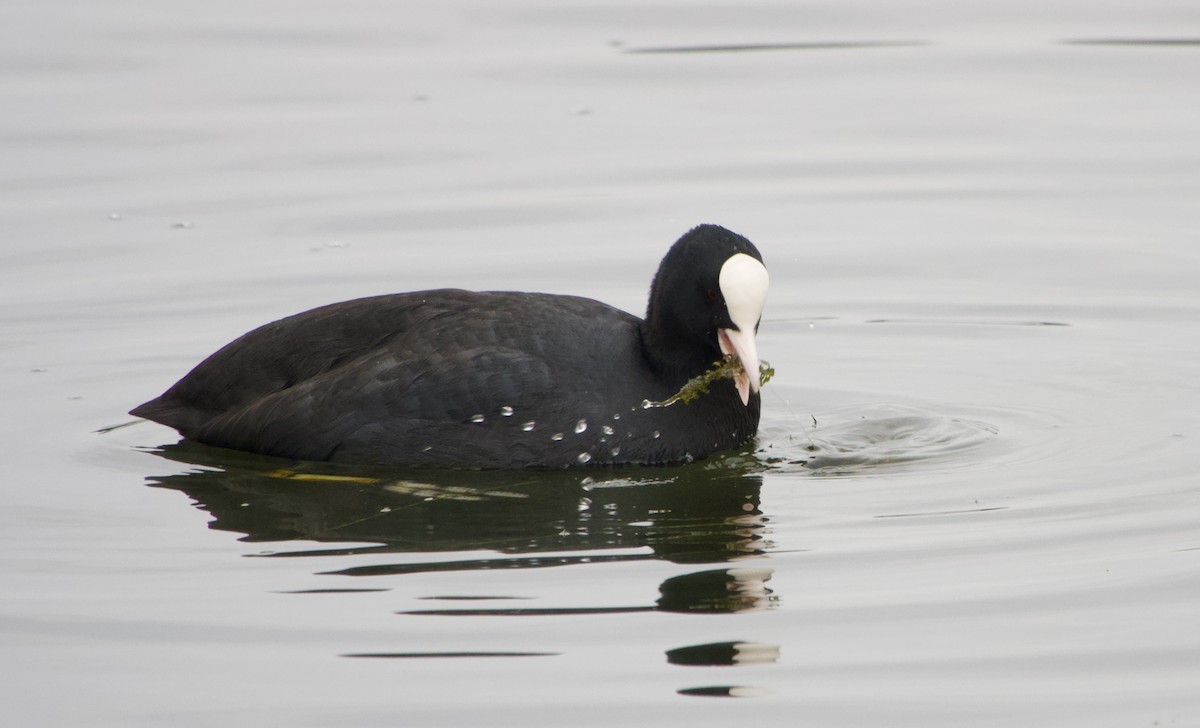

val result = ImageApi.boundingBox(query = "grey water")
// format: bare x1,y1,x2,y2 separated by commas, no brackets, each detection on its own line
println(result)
3,1,1199,726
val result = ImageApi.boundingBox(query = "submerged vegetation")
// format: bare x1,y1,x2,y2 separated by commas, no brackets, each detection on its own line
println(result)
645,356,775,408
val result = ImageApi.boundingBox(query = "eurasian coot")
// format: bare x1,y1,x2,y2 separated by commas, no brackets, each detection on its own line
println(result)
131,224,769,468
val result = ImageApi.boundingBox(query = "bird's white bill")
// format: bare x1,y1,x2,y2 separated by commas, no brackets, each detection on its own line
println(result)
717,252,769,406
719,326,760,406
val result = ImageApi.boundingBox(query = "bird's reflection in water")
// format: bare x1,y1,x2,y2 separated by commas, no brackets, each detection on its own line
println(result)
144,440,771,570
401,567,777,617
143,441,781,693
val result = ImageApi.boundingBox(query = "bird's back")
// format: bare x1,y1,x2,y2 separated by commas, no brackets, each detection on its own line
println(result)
131,290,682,466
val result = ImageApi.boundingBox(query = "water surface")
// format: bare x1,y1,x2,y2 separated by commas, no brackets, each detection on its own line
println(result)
2,1,1198,726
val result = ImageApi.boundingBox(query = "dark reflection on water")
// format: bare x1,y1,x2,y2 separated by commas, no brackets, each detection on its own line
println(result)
143,442,782,686
1061,38,1200,47
624,40,928,55
666,641,781,667
143,441,769,568
657,567,776,613
400,566,777,616
405,605,654,616
676,685,773,698
342,651,561,659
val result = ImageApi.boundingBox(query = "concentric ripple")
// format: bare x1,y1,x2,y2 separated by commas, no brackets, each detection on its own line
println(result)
757,404,1002,475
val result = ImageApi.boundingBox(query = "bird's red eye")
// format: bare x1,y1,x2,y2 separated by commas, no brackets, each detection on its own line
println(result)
705,289,719,303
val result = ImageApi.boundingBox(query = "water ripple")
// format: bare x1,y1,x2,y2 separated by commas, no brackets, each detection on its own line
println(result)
758,404,1001,475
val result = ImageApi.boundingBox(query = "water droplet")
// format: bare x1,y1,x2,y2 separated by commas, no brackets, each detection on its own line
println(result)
521,421,536,432
641,399,652,409
575,419,588,434
500,406,514,417
421,445,432,452
470,414,485,423
380,506,392,513
684,453,694,463
107,212,123,221
576,452,592,464
612,413,621,420
171,221,194,229
653,431,661,439
601,425,614,435
610,446,621,457
551,432,564,441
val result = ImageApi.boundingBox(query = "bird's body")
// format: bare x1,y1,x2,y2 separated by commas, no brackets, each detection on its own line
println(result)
132,225,768,468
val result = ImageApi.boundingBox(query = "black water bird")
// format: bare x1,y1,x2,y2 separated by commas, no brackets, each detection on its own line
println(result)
131,224,769,468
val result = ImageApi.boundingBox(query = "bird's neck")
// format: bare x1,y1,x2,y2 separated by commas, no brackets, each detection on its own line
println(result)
638,317,718,386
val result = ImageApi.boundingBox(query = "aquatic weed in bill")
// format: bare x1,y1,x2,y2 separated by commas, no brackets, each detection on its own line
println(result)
645,357,775,408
